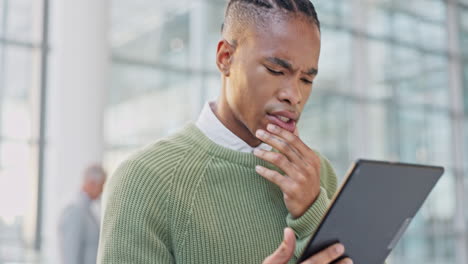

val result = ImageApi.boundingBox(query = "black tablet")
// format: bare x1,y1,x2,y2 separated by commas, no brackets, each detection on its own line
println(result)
297,159,444,264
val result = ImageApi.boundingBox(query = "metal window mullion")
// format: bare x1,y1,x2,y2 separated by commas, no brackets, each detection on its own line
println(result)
446,1,467,264
0,37,40,48
34,0,49,251
350,0,370,159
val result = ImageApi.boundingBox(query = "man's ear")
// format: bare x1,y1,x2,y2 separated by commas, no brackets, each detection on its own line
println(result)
216,39,234,77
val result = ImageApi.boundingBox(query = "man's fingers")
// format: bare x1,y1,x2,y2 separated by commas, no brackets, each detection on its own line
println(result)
262,228,296,264
256,129,303,164
254,149,298,177
265,124,310,158
336,258,353,264
301,243,346,264
257,127,321,171
255,165,291,192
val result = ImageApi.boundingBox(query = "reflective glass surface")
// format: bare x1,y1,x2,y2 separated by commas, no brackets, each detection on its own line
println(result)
0,0,42,262
0,0,38,42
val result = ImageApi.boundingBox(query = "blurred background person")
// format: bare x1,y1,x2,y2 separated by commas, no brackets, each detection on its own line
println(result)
57,165,106,264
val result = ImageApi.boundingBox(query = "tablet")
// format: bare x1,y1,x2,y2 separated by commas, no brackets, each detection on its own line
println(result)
297,159,444,264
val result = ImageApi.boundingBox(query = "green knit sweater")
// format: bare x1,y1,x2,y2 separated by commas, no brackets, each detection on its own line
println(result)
97,123,338,264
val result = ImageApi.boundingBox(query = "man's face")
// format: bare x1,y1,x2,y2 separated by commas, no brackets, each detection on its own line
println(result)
218,16,321,146
88,179,106,200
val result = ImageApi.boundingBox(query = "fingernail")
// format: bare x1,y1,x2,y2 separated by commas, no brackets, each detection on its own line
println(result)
255,165,263,172
335,244,344,255
256,129,266,138
253,148,262,155
267,124,278,132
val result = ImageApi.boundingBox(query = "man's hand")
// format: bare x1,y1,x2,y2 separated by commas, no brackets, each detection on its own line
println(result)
262,228,352,264
254,124,321,218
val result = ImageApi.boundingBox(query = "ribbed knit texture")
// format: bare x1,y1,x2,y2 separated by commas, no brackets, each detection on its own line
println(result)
97,123,338,264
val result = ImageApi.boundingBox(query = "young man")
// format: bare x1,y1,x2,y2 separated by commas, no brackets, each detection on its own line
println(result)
97,0,353,263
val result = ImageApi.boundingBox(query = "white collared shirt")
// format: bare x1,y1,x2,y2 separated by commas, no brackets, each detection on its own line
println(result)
195,101,272,153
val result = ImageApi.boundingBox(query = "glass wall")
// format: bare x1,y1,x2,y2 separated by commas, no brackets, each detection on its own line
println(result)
461,1,468,240
106,0,468,263
106,0,226,169
0,0,45,262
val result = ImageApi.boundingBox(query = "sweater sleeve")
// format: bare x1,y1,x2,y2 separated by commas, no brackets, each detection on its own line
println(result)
285,152,338,258
97,159,175,264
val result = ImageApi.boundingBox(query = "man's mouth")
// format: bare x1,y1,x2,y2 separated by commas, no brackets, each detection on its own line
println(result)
277,116,291,123
266,112,298,133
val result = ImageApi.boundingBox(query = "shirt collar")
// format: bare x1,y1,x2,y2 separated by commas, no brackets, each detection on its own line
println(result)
195,101,272,153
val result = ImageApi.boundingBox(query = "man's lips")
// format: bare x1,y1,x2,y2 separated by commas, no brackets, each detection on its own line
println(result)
266,113,297,133
270,110,298,121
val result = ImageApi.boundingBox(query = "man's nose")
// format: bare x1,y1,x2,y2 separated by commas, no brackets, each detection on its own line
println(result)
279,81,302,106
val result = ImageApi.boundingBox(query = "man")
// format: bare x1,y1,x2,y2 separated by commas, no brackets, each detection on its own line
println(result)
98,0,353,263
58,164,107,264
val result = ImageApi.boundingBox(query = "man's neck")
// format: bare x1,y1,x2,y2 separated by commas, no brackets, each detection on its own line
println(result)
213,99,262,148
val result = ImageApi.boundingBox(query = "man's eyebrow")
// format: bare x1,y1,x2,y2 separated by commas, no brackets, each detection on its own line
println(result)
305,68,318,76
266,57,293,71
265,57,318,76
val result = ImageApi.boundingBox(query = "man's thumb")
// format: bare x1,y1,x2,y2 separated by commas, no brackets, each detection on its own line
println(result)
262,228,296,264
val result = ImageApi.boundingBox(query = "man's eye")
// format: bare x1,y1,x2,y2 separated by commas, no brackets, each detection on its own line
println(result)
266,67,283,75
301,78,313,85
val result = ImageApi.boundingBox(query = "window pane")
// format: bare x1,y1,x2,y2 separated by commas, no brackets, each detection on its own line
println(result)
315,29,352,94
393,0,446,22
112,10,190,67
1,46,34,141
365,102,398,160
2,45,32,98
367,4,392,38
301,94,353,178
367,40,394,99
0,1,5,37
394,13,422,45
397,107,452,165
0,2,40,260
366,39,450,107
460,6,468,57
425,111,453,167
1,0,40,42
460,6,468,32
0,46,38,261
106,62,201,151
419,22,446,51
111,0,223,70
314,1,342,28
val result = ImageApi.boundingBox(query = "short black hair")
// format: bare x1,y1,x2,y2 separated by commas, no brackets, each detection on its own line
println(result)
222,0,320,43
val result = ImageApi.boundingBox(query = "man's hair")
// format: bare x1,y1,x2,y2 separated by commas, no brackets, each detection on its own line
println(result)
222,0,320,43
